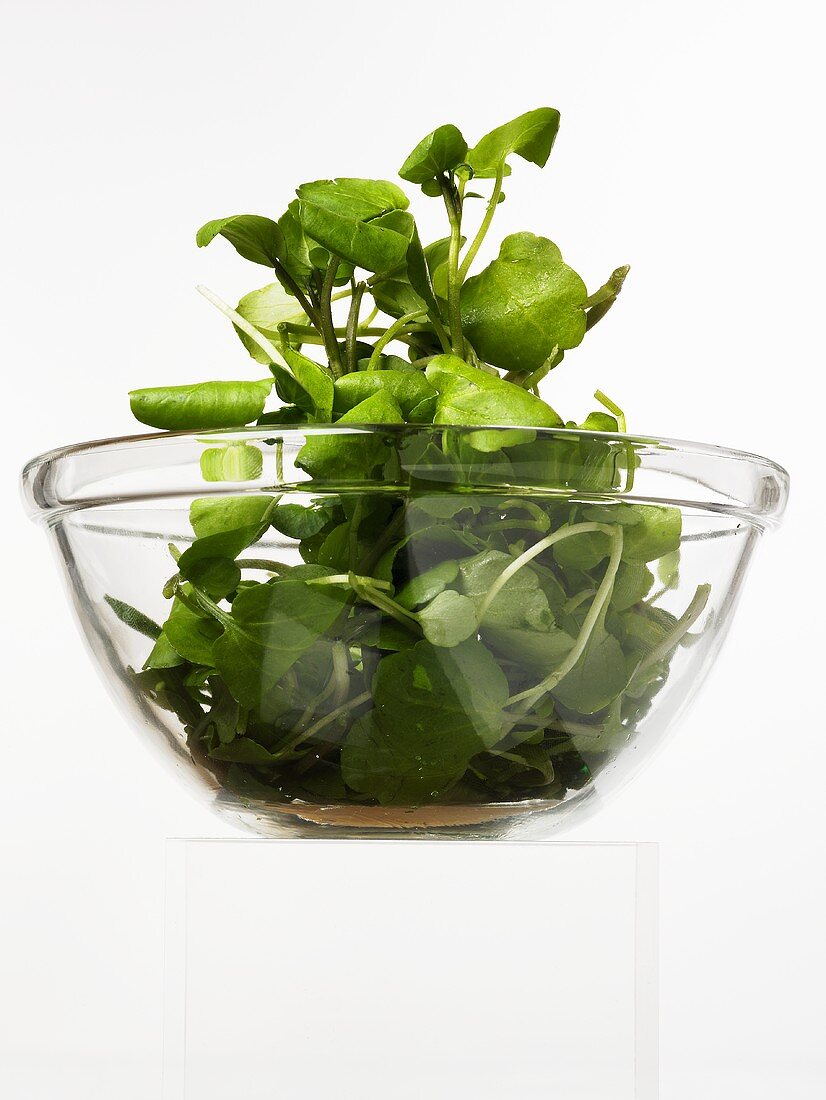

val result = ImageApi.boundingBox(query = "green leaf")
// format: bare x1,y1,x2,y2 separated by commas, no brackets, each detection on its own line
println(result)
370,231,455,320
200,679,241,745
611,561,655,610
178,496,277,597
212,575,347,711
297,391,404,480
257,405,306,426
162,587,223,666
279,347,334,421
129,379,272,431
621,506,682,563
467,108,560,178
553,525,612,572
582,504,682,562
221,443,264,481
297,178,410,220
460,233,588,372
341,638,509,803
552,631,629,714
179,557,240,599
200,448,228,481
425,355,562,428
297,179,412,272
275,200,316,289
333,370,437,422
580,411,619,433
395,560,459,610
270,500,338,540
399,124,468,184
358,618,419,652
190,495,277,539
404,226,441,316
234,283,307,364
199,444,263,483
457,549,554,629
416,590,478,647
143,632,185,670
482,623,574,675
370,272,427,319
196,214,284,267
104,595,161,640
209,738,285,764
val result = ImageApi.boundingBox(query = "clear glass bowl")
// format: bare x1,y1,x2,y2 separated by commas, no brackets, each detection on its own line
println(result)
21,425,788,839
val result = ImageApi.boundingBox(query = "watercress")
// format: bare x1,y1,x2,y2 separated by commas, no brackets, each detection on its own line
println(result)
110,109,709,814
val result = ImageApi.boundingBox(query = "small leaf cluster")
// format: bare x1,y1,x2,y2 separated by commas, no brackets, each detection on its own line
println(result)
128,108,629,434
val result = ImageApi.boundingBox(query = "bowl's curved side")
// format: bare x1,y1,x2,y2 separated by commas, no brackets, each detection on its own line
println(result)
42,477,768,839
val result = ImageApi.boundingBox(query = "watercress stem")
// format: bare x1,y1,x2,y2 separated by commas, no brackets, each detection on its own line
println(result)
365,309,427,370
633,583,710,676
507,525,624,709
585,265,630,331
271,258,320,327
478,521,616,622
196,285,289,368
319,259,344,376
346,282,366,372
278,690,372,756
458,161,505,281
440,177,465,356
594,389,626,432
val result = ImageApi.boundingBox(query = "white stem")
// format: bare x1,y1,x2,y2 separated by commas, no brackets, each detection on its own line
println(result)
634,583,711,676
508,525,624,708
477,522,615,623
196,284,289,368
297,691,372,743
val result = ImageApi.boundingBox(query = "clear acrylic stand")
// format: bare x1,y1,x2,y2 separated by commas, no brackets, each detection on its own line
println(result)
163,840,658,1100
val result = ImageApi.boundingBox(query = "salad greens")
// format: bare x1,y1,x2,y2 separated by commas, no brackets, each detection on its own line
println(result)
112,108,708,816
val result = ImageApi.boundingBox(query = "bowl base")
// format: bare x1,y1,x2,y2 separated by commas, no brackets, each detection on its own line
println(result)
214,790,595,840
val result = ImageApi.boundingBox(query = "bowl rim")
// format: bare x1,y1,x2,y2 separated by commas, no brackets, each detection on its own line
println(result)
21,423,790,529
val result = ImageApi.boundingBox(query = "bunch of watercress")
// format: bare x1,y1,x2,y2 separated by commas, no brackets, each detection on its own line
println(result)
110,109,708,812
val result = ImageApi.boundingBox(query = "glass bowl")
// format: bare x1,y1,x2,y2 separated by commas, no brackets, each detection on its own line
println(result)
21,424,788,839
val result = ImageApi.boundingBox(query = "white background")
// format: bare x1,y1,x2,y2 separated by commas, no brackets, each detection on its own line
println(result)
1,0,824,1096
173,843,642,1100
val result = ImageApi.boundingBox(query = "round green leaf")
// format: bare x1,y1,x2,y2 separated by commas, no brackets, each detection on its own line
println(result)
460,233,588,372
399,124,468,184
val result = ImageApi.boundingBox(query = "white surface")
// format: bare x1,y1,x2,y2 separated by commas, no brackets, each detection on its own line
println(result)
165,842,650,1100
1,1,824,1098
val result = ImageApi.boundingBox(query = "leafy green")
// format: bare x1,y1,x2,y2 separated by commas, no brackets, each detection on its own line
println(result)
162,587,223,666
196,215,284,267
234,283,307,364
416,589,478,647
426,355,563,428
296,391,403,480
297,178,412,272
467,108,560,178
341,638,508,803
461,234,588,372
551,631,628,714
129,379,272,430
199,443,263,482
212,573,347,712
333,370,437,422
279,347,334,420
177,495,277,596
114,109,713,816
399,124,468,184
104,596,161,640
